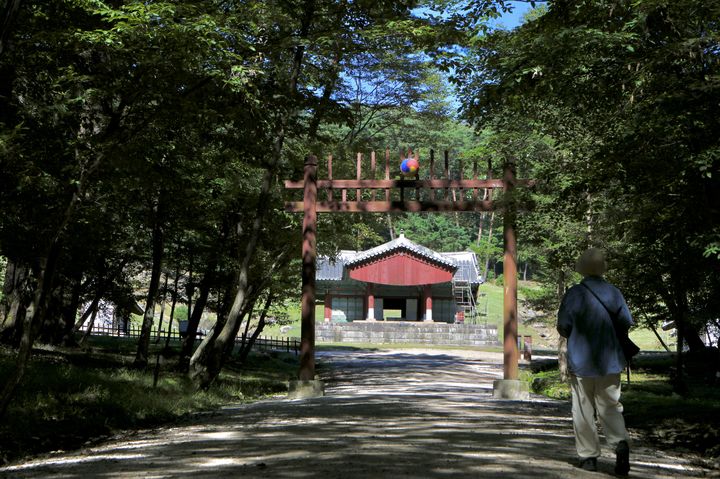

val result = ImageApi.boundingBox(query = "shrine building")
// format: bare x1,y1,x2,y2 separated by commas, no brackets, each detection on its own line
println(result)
316,234,482,323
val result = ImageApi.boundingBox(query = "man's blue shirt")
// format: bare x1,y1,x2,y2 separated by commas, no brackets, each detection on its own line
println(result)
557,276,634,377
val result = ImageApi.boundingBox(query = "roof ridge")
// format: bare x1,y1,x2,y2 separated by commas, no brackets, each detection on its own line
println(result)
344,235,458,270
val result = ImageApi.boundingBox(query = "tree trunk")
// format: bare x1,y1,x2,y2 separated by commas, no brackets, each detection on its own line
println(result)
556,269,566,302
165,267,180,345
178,261,215,371
476,181,490,244
153,272,170,344
72,258,127,333
649,322,671,353
665,277,706,353
0,259,29,345
558,336,569,382
238,302,255,353
38,281,63,344
186,252,193,339
187,280,237,378
225,299,256,359
307,51,341,139
74,292,101,333
386,214,395,240
190,285,256,388
237,294,274,364
476,213,485,244
673,323,686,394
79,301,99,345
134,196,165,368
59,271,82,346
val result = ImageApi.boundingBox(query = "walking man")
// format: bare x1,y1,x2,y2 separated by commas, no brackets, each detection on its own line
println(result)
557,248,633,475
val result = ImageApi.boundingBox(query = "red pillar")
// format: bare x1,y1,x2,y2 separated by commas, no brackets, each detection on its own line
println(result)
366,284,375,320
299,155,317,381
503,158,519,380
424,285,433,321
324,294,331,322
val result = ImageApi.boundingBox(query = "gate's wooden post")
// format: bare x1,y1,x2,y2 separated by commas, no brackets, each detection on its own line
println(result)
503,158,518,380
492,157,528,399
299,154,318,381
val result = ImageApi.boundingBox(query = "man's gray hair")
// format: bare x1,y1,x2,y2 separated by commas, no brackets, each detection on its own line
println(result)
576,248,607,277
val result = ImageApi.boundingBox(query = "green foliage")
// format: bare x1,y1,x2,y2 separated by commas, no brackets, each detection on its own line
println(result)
470,233,502,262
524,369,571,400
519,283,557,314
395,214,472,251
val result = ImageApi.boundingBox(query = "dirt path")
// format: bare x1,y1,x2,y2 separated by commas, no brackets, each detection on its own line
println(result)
1,349,716,478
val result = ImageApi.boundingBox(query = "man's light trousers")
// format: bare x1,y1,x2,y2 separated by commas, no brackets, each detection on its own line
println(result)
570,373,630,458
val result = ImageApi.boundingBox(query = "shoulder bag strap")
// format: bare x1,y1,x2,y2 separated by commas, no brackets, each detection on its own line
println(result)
580,282,621,322
580,283,622,330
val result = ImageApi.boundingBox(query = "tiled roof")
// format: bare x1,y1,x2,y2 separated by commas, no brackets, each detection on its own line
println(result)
316,235,483,284
440,252,483,284
317,250,357,281
344,234,458,270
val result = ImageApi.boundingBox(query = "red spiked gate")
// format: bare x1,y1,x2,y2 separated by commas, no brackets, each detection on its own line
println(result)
284,149,534,397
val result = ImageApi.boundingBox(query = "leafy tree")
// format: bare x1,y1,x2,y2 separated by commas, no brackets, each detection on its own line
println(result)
0,0,265,409
457,0,720,360
395,214,472,251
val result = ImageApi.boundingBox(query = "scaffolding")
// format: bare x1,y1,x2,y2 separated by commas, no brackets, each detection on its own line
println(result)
452,279,476,324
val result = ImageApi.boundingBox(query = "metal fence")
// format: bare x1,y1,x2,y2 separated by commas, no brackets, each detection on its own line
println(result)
84,324,300,355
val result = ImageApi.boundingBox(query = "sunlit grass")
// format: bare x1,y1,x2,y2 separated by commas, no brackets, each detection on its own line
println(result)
629,327,673,352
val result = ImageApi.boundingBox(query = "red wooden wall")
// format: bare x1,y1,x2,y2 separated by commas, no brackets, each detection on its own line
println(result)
348,251,454,286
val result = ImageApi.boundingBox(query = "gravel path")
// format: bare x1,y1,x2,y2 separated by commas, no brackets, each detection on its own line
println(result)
1,348,716,478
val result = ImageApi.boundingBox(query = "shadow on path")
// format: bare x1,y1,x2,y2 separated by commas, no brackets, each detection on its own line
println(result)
1,349,715,478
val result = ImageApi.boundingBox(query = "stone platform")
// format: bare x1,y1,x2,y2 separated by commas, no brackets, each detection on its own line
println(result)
316,321,498,347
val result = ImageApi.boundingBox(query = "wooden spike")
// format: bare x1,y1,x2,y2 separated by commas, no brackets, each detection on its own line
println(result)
356,152,362,201
459,159,464,200
430,149,435,201
385,148,390,201
444,151,450,199
370,151,377,200
328,154,333,201
472,159,478,201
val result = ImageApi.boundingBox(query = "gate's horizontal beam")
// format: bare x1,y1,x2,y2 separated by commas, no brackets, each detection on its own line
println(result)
285,200,496,213
284,179,513,189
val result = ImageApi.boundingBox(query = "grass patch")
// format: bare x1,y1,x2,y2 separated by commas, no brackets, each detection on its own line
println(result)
522,368,571,400
0,341,297,466
524,355,720,459
629,328,674,352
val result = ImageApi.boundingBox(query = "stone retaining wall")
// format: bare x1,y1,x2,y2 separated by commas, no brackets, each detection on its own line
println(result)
316,321,499,347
